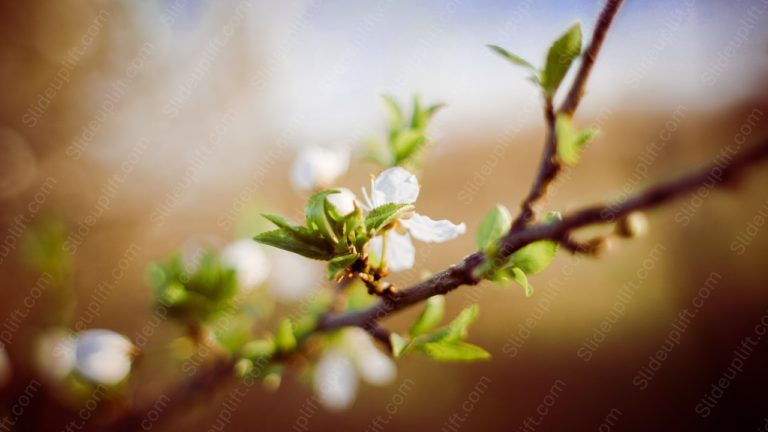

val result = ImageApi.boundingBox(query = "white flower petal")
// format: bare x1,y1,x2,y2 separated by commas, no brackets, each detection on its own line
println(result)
356,347,395,386
371,167,419,206
402,213,466,243
326,188,357,216
220,239,271,292
370,231,415,272
268,250,322,302
291,146,350,191
35,328,76,381
341,328,396,386
74,330,133,386
313,349,358,411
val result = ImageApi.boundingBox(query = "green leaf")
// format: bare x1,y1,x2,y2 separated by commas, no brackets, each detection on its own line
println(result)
390,333,408,358
409,295,446,337
241,338,276,359
555,114,598,165
411,304,479,347
327,253,359,280
261,213,325,245
254,228,333,260
508,239,558,275
305,190,340,243
441,304,479,341
420,340,491,362
364,203,414,234
410,95,424,129
391,129,426,165
275,319,297,353
396,305,483,359
262,213,298,230
486,44,537,71
476,205,512,251
541,22,582,96
510,267,533,297
381,94,404,131
425,103,446,120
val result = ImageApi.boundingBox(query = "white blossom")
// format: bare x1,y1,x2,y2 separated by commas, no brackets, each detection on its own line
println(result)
291,146,350,192
362,167,466,271
267,249,322,302
35,328,76,382
313,349,358,411
313,328,395,411
221,239,271,292
326,187,357,216
74,329,134,386
343,328,395,386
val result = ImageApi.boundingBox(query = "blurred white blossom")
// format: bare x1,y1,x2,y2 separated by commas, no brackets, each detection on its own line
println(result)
267,249,322,302
362,167,466,271
221,239,271,292
291,146,350,192
73,329,134,386
313,349,358,411
35,328,76,382
313,328,395,410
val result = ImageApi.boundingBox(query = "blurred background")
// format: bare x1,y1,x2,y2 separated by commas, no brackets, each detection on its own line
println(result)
1,0,768,430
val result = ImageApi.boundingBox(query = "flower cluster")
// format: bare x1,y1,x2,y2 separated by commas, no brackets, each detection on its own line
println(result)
36,328,135,386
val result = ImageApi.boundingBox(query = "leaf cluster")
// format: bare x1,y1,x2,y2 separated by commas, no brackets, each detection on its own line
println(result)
255,190,413,280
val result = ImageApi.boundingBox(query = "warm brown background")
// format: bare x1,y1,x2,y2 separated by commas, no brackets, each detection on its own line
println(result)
1,1,768,431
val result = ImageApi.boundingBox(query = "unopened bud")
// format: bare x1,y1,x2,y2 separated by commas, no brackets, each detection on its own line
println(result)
616,212,649,238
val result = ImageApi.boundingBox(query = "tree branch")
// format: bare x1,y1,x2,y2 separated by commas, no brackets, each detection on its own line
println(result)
319,139,768,333
560,0,624,115
511,0,624,230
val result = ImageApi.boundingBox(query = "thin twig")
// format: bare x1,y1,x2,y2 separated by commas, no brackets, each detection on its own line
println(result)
363,324,394,352
511,0,624,230
560,0,624,115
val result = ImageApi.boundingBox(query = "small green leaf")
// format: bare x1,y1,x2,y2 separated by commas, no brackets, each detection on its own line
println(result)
391,129,426,165
254,228,333,260
425,103,446,120
305,190,341,243
541,23,582,96
409,295,446,337
487,44,537,71
396,305,484,360
390,333,408,358
364,203,414,234
261,213,325,245
262,213,298,230
555,114,598,165
241,338,276,359
275,319,297,353
410,95,424,129
476,205,512,251
235,358,254,378
510,267,533,297
508,240,558,275
420,340,491,362
327,253,359,280
381,94,404,131
411,304,479,347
